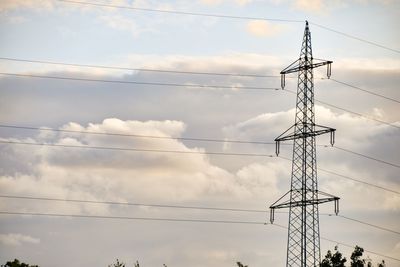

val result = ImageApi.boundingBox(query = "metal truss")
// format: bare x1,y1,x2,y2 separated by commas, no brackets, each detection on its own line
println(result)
269,21,340,267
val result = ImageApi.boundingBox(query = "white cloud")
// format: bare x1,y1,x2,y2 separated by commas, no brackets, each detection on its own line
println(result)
199,0,253,6
293,0,323,13
223,105,400,211
98,15,142,37
200,0,224,5
0,233,40,246
0,118,263,215
246,20,285,37
0,0,54,12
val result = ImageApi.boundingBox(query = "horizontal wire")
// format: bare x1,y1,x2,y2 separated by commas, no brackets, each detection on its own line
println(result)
333,146,400,169
284,89,400,130
0,57,279,78
309,22,400,54
1,194,399,236
1,124,399,169
0,210,398,261
0,72,279,91
328,78,400,104
278,156,399,195
0,140,275,157
0,211,267,225
337,215,400,236
2,124,399,169
320,236,400,262
1,138,399,195
0,124,276,145
1,57,399,104
57,1,400,54
57,0,303,23
271,223,400,262
0,195,267,213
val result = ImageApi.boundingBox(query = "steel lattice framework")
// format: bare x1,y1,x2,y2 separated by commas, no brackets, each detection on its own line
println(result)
269,21,340,267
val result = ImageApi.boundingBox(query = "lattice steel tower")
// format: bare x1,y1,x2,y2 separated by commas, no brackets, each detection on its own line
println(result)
269,21,340,267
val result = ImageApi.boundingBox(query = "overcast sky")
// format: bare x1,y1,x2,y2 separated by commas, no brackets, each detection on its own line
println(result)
0,0,399,266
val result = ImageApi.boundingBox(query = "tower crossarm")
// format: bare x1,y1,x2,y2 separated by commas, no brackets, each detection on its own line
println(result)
274,123,336,156
269,190,340,223
280,58,333,89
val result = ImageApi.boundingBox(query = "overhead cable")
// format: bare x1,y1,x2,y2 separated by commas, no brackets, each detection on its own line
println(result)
284,89,400,130
329,78,400,104
1,194,399,236
278,156,399,195
271,223,400,262
0,210,398,262
0,124,276,145
309,22,400,54
0,140,275,157
1,57,399,104
1,124,398,169
56,1,399,54
0,57,279,78
0,211,266,225
337,215,400,236
57,0,303,23
0,72,279,91
333,146,400,169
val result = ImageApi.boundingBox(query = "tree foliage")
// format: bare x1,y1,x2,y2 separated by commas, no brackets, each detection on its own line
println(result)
321,245,347,267
321,246,385,267
1,259,39,267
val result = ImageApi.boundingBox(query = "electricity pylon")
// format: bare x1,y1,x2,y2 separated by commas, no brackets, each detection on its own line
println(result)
269,21,340,267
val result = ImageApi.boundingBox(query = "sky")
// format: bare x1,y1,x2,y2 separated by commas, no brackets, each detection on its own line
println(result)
0,0,399,266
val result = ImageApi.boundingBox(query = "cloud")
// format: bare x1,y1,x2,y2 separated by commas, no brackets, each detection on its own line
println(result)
0,118,273,215
200,0,224,5
98,15,142,37
0,0,54,12
223,105,400,211
246,20,285,37
199,0,253,6
293,0,323,13
0,233,40,246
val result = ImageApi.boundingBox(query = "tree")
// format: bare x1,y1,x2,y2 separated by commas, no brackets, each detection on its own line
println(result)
108,259,125,267
321,246,347,267
322,246,385,267
1,259,39,267
350,246,365,267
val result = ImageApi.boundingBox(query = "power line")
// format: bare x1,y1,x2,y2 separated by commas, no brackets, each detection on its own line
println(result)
0,57,279,78
320,236,400,263
57,0,303,23
309,22,400,54
56,1,400,54
337,215,400,236
0,72,279,91
284,89,400,130
328,78,400,104
1,194,399,236
1,129,399,192
0,211,267,225
1,124,399,169
0,210,398,262
0,195,267,213
318,166,400,195
1,57,399,104
278,156,400,195
0,140,275,157
271,223,400,262
333,146,400,169
0,124,276,145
